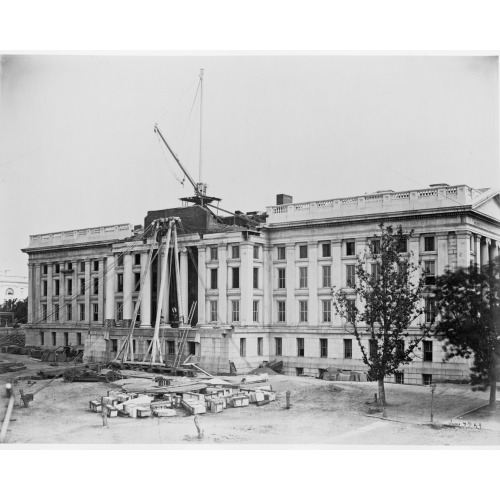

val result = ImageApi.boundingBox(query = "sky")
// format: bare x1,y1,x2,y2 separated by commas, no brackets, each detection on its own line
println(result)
0,54,499,278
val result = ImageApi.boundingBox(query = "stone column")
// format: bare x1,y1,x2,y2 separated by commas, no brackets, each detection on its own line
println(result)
123,253,133,325
308,242,318,326
218,244,228,324
286,243,295,325
140,251,152,327
490,240,499,262
263,245,273,326
28,263,34,323
84,260,91,324
180,249,189,324
197,246,206,326
105,254,115,326
46,264,53,323
331,240,342,326
474,234,481,267
97,259,104,324
34,263,40,323
437,233,449,276
481,238,491,268
161,247,170,324
456,231,471,269
240,242,254,326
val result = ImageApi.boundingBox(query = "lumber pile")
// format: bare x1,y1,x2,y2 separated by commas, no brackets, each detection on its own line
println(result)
0,361,27,374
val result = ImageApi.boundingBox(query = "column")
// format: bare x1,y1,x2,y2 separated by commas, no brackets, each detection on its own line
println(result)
97,259,104,324
34,263,40,323
308,242,318,326
286,243,295,325
161,247,170,324
409,235,420,269
84,260,91,324
355,238,367,315
123,253,133,325
490,240,499,262
218,244,228,324
105,254,115,326
456,231,471,269
331,240,342,326
474,234,481,267
180,248,189,324
140,251,152,327
481,238,491,268
437,233,449,275
28,263,34,323
240,241,253,326
46,264,53,323
263,245,273,326
197,246,206,325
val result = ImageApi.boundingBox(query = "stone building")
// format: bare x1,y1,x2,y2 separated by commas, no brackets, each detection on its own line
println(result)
21,183,500,384
0,272,28,302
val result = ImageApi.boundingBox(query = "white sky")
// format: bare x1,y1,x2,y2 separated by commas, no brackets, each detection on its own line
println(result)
0,54,499,277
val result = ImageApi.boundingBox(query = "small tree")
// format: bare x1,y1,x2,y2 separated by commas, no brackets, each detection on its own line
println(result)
332,224,432,405
0,297,28,324
434,259,500,408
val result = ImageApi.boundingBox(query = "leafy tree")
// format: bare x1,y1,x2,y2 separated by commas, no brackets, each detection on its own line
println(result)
0,297,28,324
332,224,432,405
434,259,500,407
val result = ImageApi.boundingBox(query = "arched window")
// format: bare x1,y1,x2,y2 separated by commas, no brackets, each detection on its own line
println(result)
6,288,14,296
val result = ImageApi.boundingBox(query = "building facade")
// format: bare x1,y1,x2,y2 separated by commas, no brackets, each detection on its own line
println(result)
21,184,500,384
0,272,28,302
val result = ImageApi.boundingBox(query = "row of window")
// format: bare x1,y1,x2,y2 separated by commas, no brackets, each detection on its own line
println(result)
39,331,83,346
41,303,99,322
209,244,261,261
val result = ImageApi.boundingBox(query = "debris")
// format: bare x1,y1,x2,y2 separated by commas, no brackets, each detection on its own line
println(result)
241,373,269,384
153,408,176,417
249,366,278,376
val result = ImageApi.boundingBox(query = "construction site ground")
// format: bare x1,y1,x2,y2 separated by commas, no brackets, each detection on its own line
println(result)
1,353,500,446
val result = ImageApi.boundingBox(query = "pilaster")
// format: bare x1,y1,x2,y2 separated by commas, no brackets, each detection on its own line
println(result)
140,251,152,327
197,246,206,325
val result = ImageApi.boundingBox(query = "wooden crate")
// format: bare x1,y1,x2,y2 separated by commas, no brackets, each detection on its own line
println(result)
103,404,118,417
89,400,102,412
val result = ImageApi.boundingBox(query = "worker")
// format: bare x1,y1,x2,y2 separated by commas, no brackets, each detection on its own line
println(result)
5,382,13,397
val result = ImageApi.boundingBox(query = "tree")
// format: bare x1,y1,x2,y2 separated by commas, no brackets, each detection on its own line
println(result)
0,297,28,325
332,224,432,405
434,259,500,408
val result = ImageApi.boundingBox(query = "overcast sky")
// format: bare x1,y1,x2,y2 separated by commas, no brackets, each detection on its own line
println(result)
0,54,499,277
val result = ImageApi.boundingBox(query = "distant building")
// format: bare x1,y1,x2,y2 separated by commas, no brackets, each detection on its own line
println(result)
21,184,500,384
0,272,28,302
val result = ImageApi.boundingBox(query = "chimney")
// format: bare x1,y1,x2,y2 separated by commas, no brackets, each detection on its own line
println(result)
277,194,293,205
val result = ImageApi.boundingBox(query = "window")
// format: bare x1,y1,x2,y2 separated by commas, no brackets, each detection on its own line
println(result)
40,331,44,345
322,300,332,323
210,301,218,322
231,300,240,322
423,340,433,362
64,332,69,346
370,240,381,254
134,253,141,266
42,280,47,296
116,303,123,321
296,368,304,376
5,288,13,296
277,301,286,322
396,339,405,357
371,263,381,282
55,263,60,274
80,262,85,272
94,260,100,271
299,245,308,259
76,332,82,345
117,274,124,293
299,267,308,288
322,265,331,288
54,304,60,321
79,304,85,321
424,261,436,285
257,337,263,356
320,338,328,358
344,339,352,359
52,331,57,346
79,278,85,295
253,300,259,322
210,268,218,289
67,304,72,321
42,264,48,275
117,255,123,267
231,245,240,259
299,300,308,322
347,299,356,323
322,243,331,258
346,265,356,287
395,372,404,384
424,236,435,252
67,279,73,295
240,338,246,357
54,279,60,296
67,262,73,271
369,339,377,359
253,267,259,289
397,237,407,253
425,298,436,323
167,341,175,355
210,246,218,261
297,338,305,357
346,241,355,256
232,267,240,288
93,303,98,322
278,268,286,289
42,304,48,321
111,339,118,352
275,337,282,356
422,374,433,386
134,272,140,291
277,246,286,260
93,277,99,295
188,342,196,356
253,245,260,259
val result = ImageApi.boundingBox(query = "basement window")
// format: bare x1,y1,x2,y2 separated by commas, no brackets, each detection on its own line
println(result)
297,338,305,357
240,338,246,357
422,374,433,386
52,332,57,346
167,341,175,355
275,337,282,356
395,372,404,384
76,332,82,345
111,339,118,352
64,332,69,346
344,339,352,359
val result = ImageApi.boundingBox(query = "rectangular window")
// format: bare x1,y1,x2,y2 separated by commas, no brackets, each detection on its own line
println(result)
67,278,73,295
424,261,436,285
425,298,436,323
93,303,98,322
231,300,240,322
79,278,85,295
424,236,435,252
188,341,196,356
167,341,175,355
55,263,60,274
322,265,331,288
371,263,381,282
346,241,355,256
80,261,85,272
322,243,331,258
232,245,240,259
76,332,81,345
346,265,356,287
370,240,381,254
299,300,308,322
296,367,304,376
52,331,57,346
423,340,433,362
277,301,286,322
369,339,377,359
54,304,60,321
54,279,60,296
117,255,123,267
422,374,433,386
116,302,123,321
42,280,47,296
94,260,100,271
277,246,286,260
111,339,118,352
396,339,405,358
134,253,141,266
253,300,259,322
278,268,286,289
322,300,332,323
347,299,356,323
210,301,218,322
299,245,308,259
42,264,48,275
210,268,218,289
320,338,328,358
64,332,69,346
275,337,283,356
240,338,246,357
395,372,404,384
297,338,305,357
257,337,263,356
93,277,99,295
117,274,124,293
253,245,260,259
42,304,48,321
67,304,72,321
253,267,259,289
134,272,140,291
344,339,352,359
397,237,408,253
210,246,218,261
40,331,44,345
67,262,73,271
232,267,240,288
299,267,308,288
79,304,85,321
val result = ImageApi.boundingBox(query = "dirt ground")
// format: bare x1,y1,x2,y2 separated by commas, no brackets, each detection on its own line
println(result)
1,354,500,446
